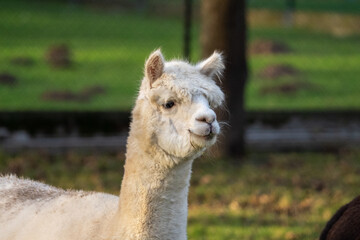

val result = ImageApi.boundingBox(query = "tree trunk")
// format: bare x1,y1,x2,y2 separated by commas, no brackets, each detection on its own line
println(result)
200,0,229,58
200,0,248,159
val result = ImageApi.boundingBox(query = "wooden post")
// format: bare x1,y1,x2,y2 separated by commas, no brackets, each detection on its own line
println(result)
184,0,192,61
284,0,296,27
224,0,248,159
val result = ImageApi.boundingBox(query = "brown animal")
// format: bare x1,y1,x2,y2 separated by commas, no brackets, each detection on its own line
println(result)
320,196,360,240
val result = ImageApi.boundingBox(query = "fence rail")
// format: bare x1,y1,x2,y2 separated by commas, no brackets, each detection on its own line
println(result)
1,110,359,152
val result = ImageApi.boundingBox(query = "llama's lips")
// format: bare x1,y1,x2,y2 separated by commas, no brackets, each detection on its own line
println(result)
188,130,216,140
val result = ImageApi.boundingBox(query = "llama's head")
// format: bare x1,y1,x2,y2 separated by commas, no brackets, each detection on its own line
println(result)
135,50,225,161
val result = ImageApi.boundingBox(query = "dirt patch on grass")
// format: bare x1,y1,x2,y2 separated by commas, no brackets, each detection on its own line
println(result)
258,64,300,80
0,73,17,86
10,57,35,67
45,44,72,68
42,85,106,102
260,81,312,95
249,40,292,55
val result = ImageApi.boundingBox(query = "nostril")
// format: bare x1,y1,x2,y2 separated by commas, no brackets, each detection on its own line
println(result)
196,116,207,123
196,114,216,124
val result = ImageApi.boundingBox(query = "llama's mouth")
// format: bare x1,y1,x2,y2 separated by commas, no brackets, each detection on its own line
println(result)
188,130,217,141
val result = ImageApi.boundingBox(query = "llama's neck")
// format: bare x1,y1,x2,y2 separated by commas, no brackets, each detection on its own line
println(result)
111,134,193,240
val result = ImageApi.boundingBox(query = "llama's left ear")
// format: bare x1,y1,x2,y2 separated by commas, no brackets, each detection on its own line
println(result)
197,51,225,79
145,49,165,88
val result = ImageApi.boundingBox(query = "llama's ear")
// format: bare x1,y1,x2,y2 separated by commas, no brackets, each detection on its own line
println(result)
145,49,165,88
197,51,225,79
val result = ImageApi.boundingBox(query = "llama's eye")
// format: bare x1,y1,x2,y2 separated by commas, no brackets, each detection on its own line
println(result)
163,101,175,109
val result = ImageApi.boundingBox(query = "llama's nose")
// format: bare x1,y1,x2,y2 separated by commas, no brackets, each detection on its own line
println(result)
195,111,216,124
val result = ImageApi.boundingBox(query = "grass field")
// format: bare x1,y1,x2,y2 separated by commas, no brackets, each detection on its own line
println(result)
1,150,359,239
247,28,360,110
1,0,360,110
0,0,185,110
248,0,360,14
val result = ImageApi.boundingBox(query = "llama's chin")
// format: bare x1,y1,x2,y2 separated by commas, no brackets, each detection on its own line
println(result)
189,132,217,149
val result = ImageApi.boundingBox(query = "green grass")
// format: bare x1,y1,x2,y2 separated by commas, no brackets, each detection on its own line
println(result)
1,0,360,110
0,0,191,110
1,150,360,239
247,28,360,110
248,0,360,14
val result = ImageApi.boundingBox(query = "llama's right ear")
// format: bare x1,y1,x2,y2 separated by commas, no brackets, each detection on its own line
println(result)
145,49,165,88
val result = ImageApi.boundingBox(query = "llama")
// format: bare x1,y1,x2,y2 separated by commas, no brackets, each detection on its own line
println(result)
0,49,225,240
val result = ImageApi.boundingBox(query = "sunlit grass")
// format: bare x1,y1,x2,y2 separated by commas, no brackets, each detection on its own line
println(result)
0,0,184,110
1,0,360,110
247,28,360,110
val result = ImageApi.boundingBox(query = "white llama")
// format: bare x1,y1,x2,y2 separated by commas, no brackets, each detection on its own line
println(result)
0,50,225,240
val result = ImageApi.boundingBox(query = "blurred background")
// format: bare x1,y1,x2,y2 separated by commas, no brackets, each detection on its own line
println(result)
1,0,360,239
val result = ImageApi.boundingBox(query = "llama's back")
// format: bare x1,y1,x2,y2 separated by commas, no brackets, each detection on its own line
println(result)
0,175,119,240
